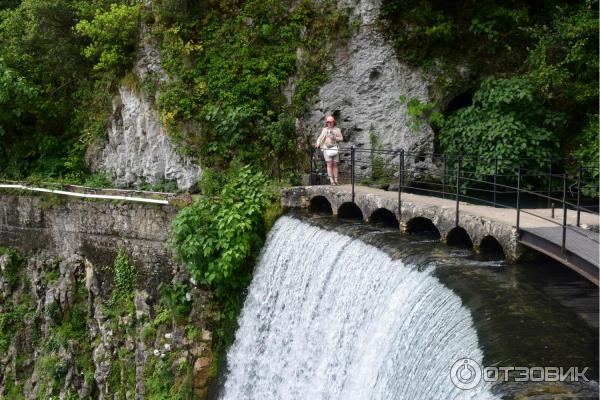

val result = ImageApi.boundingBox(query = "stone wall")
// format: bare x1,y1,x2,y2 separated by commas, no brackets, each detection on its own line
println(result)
0,194,214,399
280,186,522,262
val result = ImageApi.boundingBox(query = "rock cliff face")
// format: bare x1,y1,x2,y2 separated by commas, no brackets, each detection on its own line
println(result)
89,33,201,191
90,0,434,189
0,194,214,399
307,0,434,167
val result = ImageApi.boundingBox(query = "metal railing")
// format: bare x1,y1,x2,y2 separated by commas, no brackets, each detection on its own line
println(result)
0,181,176,205
309,146,600,254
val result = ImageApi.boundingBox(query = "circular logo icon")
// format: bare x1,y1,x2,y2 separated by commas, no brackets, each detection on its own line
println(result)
450,358,482,390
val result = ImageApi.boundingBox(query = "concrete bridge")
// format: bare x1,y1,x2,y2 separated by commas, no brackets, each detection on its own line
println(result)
281,185,599,285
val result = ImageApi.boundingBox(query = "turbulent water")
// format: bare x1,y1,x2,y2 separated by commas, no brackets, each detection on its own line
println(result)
221,216,497,400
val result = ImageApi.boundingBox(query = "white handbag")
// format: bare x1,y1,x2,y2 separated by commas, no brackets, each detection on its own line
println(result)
324,146,339,158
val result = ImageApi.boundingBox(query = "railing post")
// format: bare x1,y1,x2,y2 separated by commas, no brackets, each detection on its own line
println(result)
576,163,582,227
547,159,552,207
351,145,355,202
442,155,446,199
562,173,567,256
516,166,521,231
399,149,404,219
309,147,315,185
455,157,461,227
493,157,498,207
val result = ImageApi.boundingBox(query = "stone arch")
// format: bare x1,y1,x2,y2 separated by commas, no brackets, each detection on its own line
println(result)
309,196,333,215
369,208,399,229
446,226,473,248
479,235,505,257
338,202,364,220
405,217,441,239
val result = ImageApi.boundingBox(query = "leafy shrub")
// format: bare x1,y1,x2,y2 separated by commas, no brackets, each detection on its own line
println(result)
399,96,443,132
382,0,598,171
75,3,142,76
438,76,561,181
0,0,117,180
169,165,269,295
113,249,137,297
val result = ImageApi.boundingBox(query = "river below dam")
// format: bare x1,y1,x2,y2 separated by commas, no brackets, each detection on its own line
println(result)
218,212,599,400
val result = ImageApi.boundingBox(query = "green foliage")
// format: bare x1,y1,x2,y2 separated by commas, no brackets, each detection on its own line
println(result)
439,76,561,180
159,282,192,319
379,0,556,75
83,172,114,188
142,350,193,400
113,248,137,296
570,115,599,196
170,165,270,294
382,0,598,166
170,165,280,365
0,302,17,352
0,246,24,290
75,2,142,76
0,61,43,138
33,280,92,399
399,95,443,132
198,168,226,197
0,0,118,179
571,115,600,165
141,324,157,343
153,0,353,171
152,305,173,328
263,193,283,233
144,357,179,400
185,325,200,341
138,178,179,193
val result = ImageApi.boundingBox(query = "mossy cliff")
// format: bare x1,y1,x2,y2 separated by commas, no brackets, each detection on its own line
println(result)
0,194,216,399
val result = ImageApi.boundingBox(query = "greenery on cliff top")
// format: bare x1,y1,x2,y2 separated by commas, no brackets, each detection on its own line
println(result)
0,0,353,182
0,0,596,183
152,0,353,174
381,0,598,173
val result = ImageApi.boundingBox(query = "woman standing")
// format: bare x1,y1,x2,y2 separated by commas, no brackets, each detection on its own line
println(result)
315,115,343,185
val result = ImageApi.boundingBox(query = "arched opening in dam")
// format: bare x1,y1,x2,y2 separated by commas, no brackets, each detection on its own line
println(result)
309,196,333,215
369,208,399,229
337,202,363,220
446,226,473,248
479,235,505,257
405,217,441,239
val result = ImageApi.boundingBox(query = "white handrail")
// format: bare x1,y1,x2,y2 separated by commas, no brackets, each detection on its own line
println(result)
0,184,169,205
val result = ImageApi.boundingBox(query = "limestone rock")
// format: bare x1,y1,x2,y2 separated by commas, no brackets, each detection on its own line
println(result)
88,27,200,191
90,84,201,190
307,0,434,168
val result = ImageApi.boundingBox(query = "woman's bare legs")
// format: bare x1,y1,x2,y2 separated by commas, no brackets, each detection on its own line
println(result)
326,161,334,184
332,162,339,185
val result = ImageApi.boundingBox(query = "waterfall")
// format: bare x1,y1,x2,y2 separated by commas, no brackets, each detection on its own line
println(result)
221,216,497,400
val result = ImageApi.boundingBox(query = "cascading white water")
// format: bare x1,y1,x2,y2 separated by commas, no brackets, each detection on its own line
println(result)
222,216,497,400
